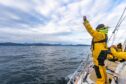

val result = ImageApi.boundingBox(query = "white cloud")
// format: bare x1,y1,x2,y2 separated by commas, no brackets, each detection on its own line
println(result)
0,0,126,45
0,0,32,12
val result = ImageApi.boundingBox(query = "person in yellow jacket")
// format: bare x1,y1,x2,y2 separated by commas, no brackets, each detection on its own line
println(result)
83,16,108,84
107,45,118,62
117,43,123,52
116,43,125,62
107,43,125,62
110,45,126,60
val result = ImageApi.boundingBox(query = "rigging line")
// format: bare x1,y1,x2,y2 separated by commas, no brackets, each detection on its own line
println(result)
114,13,126,33
108,7,126,42
116,14,126,31
111,14,126,44
109,12,126,43
109,7,126,44
114,16,126,37
112,7,126,33
67,54,90,84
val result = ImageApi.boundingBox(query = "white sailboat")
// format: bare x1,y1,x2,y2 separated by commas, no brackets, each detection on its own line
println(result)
66,56,126,84
66,8,126,84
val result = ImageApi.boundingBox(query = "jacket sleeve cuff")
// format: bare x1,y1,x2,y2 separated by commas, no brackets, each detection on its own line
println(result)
83,20,89,24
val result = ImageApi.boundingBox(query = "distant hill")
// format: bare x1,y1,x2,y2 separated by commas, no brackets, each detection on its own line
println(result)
0,42,90,46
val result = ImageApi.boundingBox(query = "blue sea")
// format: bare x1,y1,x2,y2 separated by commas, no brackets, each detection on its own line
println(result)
0,46,90,84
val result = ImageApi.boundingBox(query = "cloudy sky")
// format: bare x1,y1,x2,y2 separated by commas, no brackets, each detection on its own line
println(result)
0,0,126,45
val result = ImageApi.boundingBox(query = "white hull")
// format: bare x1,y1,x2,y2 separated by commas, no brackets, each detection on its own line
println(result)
67,56,126,84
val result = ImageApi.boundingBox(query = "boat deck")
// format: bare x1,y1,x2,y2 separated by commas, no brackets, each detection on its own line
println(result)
67,59,126,84
88,60,119,83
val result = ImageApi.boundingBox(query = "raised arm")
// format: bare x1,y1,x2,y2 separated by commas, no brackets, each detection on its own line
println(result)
83,16,105,40
83,16,96,37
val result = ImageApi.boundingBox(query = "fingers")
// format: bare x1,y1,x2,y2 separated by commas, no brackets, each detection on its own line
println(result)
83,16,87,21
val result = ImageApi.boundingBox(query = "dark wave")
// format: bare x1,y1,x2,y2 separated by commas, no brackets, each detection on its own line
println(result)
0,46,90,84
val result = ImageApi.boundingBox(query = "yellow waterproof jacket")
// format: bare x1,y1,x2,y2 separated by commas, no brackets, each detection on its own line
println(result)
107,47,126,62
83,21,108,66
110,47,126,60
117,48,122,52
